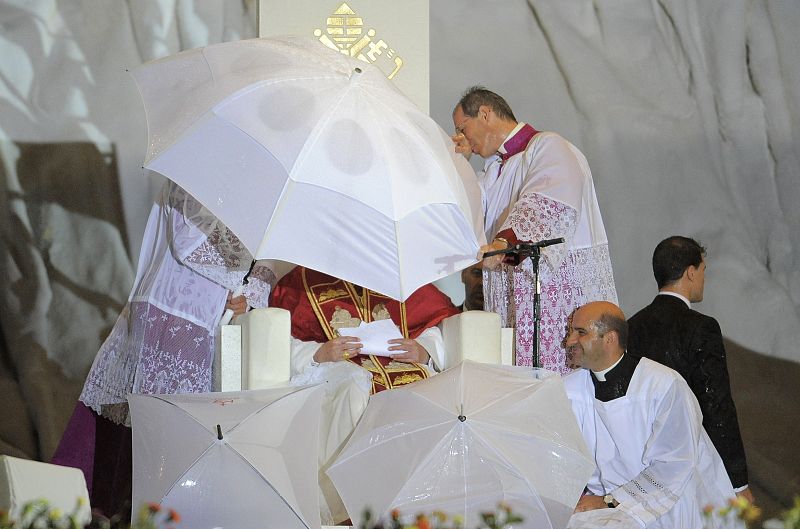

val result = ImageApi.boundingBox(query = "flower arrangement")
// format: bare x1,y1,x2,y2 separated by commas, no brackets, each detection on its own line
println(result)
704,495,800,529
359,503,523,529
762,497,800,529
0,499,85,529
0,500,179,529
703,496,761,527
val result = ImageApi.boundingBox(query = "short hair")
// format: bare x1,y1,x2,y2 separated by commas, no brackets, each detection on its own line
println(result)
652,236,706,289
593,313,628,350
454,86,517,122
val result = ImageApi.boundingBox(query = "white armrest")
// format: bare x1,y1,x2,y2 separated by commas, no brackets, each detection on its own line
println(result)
238,307,292,389
0,456,91,525
441,310,514,366
214,324,242,391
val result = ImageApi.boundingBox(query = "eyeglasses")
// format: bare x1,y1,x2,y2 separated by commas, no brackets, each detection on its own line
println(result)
455,115,473,135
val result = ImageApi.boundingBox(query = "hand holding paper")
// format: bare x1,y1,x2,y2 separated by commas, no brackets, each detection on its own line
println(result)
338,319,403,356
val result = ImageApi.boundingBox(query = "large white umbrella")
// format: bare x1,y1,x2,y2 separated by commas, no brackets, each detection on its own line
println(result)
327,361,594,529
130,35,484,301
128,385,324,529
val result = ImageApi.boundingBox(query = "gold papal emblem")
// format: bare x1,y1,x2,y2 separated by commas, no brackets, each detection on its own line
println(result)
314,2,404,79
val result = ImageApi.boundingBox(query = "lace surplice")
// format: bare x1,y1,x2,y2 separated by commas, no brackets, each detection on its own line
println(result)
80,182,274,425
484,193,617,373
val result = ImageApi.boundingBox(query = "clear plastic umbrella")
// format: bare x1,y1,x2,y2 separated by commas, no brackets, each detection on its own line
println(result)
327,361,594,529
129,35,484,301
128,385,324,529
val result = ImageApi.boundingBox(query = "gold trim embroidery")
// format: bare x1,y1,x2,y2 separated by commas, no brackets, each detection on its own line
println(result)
302,268,337,340
393,373,424,385
318,288,349,303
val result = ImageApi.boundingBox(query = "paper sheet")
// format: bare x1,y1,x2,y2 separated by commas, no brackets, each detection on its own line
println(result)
338,319,403,356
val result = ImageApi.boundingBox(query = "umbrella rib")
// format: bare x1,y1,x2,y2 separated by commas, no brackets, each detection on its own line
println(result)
469,380,541,417
467,418,592,460
286,80,354,181
381,422,462,508
159,440,218,500
145,395,226,502
225,385,315,435
365,90,458,201
224,444,312,529
333,417,455,465
150,390,314,529
256,79,356,254
467,426,557,529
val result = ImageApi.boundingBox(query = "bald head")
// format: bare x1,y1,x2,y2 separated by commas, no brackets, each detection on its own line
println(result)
566,301,628,371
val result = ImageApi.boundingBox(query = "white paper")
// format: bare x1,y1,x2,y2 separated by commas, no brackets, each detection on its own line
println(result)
338,319,403,356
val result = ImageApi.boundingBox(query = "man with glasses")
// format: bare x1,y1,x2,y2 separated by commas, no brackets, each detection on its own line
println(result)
452,86,617,374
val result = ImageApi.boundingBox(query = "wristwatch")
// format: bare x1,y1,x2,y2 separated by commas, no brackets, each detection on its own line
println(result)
603,494,618,508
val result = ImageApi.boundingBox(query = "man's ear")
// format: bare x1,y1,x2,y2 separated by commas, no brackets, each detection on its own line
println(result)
478,104,492,121
685,265,697,282
604,330,618,346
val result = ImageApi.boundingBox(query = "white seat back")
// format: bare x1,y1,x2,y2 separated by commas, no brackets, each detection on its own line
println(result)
0,456,91,525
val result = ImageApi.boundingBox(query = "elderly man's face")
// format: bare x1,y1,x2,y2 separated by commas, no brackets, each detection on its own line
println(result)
453,105,495,158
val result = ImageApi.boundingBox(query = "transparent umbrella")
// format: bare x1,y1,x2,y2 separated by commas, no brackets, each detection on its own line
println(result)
128,385,324,529
327,361,594,529
129,35,484,301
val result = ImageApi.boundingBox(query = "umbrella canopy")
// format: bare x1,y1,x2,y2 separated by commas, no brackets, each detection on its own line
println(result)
130,35,484,301
327,361,594,529
128,385,324,529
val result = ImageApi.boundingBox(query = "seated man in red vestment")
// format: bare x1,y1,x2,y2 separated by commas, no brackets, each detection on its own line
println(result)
269,265,459,523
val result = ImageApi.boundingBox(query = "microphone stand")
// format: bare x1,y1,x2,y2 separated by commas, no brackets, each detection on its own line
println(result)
483,238,565,369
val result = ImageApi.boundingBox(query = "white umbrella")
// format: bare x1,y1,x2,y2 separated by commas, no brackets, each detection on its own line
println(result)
128,385,324,529
130,35,484,301
326,361,594,529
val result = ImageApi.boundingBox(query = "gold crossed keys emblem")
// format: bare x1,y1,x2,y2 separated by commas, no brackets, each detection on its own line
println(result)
314,2,404,79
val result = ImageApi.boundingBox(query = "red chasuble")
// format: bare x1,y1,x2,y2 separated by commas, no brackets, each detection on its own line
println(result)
270,267,459,393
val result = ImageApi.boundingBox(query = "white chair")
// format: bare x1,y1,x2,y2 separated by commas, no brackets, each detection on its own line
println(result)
0,455,91,525
215,309,514,391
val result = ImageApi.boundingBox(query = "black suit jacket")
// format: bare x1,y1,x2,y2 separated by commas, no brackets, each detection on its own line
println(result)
628,294,748,488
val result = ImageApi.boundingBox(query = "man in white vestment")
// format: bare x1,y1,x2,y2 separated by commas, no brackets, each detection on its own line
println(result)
51,181,275,515
269,266,458,524
563,301,741,529
452,87,617,373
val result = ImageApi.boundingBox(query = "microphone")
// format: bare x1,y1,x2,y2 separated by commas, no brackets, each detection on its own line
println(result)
526,237,565,249
483,237,565,258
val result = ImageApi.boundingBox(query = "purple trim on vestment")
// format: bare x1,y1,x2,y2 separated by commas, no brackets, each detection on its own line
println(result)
500,123,539,161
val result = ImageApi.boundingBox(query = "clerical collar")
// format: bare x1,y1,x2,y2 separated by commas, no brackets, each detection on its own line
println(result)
497,122,539,161
592,354,625,382
657,291,691,308
591,353,641,402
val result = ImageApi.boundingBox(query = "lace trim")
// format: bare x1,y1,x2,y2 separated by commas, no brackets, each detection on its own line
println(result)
80,302,214,425
242,263,276,309
619,469,681,522
484,244,617,373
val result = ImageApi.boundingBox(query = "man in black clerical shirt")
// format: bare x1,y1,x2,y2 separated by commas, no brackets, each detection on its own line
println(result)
564,301,740,528
627,236,751,500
